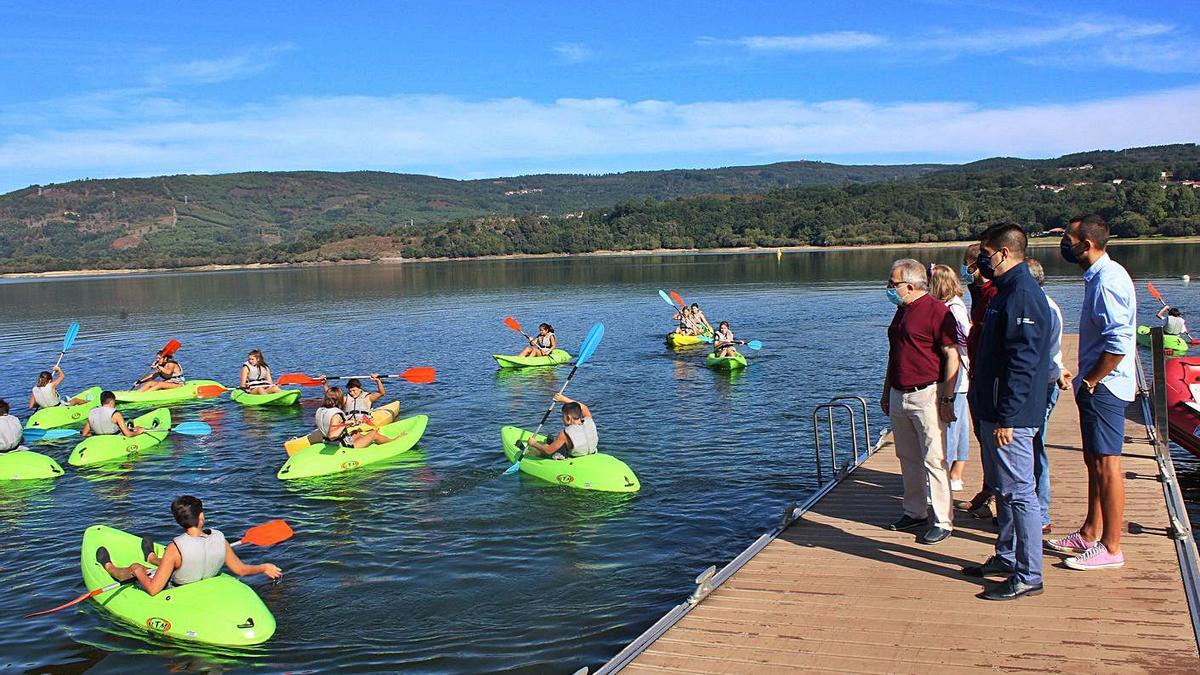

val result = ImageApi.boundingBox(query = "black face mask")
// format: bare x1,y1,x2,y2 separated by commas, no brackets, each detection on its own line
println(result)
1060,236,1088,265
977,250,1003,280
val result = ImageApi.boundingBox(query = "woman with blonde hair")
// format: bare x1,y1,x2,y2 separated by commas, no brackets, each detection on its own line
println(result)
930,263,971,491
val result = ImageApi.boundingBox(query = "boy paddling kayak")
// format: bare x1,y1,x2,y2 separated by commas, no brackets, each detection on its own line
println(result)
521,394,599,460
96,495,282,595
82,391,147,437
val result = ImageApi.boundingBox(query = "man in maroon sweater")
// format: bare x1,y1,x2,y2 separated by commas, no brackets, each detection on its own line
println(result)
881,259,961,545
959,242,998,515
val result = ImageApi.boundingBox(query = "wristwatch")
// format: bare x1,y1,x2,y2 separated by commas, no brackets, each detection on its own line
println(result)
939,396,955,404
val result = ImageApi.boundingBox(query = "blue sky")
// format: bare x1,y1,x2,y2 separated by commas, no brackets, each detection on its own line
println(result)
0,1,1196,191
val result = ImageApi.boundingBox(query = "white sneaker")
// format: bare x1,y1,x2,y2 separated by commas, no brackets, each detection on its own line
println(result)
950,479,964,491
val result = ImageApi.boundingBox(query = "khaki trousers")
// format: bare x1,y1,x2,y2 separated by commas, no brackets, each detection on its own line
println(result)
889,385,952,529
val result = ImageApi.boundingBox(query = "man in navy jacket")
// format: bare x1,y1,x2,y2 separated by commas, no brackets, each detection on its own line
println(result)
962,223,1053,601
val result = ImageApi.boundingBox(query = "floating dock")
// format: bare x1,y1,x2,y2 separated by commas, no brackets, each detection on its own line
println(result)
597,335,1200,673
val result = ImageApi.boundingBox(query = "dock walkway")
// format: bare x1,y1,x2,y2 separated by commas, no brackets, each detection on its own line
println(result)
607,336,1199,673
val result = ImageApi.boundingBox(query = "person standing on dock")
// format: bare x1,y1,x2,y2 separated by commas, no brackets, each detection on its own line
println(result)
881,258,959,545
929,264,971,493
1027,257,1072,534
958,243,998,517
963,224,1052,601
1047,214,1136,571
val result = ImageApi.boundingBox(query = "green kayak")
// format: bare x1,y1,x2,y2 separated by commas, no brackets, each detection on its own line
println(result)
26,386,103,430
68,408,172,467
1138,325,1190,355
706,352,748,370
113,379,223,405
230,389,301,406
277,414,428,480
500,426,640,493
493,349,571,369
80,525,275,646
0,449,65,480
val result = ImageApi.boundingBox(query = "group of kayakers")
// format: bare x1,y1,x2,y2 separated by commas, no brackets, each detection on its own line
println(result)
671,301,741,358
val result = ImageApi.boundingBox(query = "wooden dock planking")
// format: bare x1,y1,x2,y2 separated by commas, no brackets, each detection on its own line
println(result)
623,336,1199,673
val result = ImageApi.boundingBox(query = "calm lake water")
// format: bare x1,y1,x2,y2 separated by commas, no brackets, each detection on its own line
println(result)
1,242,1197,673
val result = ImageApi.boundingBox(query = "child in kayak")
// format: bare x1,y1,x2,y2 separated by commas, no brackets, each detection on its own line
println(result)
134,351,185,392
523,394,598,459
673,306,699,335
0,400,22,452
1158,306,1191,339
518,323,557,358
690,303,714,335
712,321,738,357
95,495,282,597
315,387,390,448
82,391,146,437
27,366,88,410
240,349,283,395
333,376,385,425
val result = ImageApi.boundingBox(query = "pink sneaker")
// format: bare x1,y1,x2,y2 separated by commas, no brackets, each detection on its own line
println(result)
1065,543,1125,570
1045,530,1096,554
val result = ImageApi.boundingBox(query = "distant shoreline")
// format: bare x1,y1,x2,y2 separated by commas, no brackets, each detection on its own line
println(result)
4,235,1198,281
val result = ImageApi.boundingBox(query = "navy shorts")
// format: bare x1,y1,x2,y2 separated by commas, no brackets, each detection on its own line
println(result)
1077,383,1127,456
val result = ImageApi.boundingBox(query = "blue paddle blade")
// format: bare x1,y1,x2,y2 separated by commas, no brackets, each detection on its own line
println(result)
22,429,47,441
699,334,714,343
172,421,213,436
658,290,676,307
62,322,80,352
745,340,762,350
503,460,522,475
42,428,80,439
575,323,605,367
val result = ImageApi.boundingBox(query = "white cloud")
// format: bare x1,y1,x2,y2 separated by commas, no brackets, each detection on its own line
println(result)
701,18,1196,73
552,42,593,63
144,44,294,86
697,32,884,52
1,86,1197,191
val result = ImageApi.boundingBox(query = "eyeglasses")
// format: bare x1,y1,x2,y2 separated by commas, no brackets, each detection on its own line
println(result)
886,280,909,289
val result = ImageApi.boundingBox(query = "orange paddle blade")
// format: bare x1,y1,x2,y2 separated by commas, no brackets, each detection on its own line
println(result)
195,384,227,399
24,586,110,618
502,316,523,334
670,290,686,308
400,366,436,384
278,373,325,386
161,339,182,357
1147,282,1164,304
238,519,293,547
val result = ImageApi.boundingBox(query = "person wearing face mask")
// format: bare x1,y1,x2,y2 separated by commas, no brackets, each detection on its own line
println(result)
956,242,999,518
1046,214,1136,572
960,223,1053,601
880,259,960,546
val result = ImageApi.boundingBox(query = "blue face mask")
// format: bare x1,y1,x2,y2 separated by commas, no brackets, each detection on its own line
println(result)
886,287,905,306
959,263,973,285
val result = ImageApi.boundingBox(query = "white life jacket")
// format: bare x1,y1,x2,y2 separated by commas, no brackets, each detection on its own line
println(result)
0,415,22,452
243,362,270,388
342,392,373,422
170,528,227,586
87,405,120,435
31,384,63,408
563,417,599,457
315,406,347,442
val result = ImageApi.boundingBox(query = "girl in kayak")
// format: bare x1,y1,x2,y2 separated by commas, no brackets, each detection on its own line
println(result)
134,350,185,393
1158,306,1191,340
82,391,146,437
690,303,714,335
322,375,385,425
712,321,738,358
240,349,283,395
673,306,699,336
523,394,598,459
518,323,557,358
27,366,87,410
315,387,389,448
95,495,282,597
0,400,22,452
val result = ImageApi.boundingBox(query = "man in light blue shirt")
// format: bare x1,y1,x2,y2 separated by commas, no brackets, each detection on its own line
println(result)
1046,214,1136,571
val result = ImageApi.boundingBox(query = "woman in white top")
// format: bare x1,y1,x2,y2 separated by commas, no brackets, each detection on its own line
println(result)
28,366,87,410
930,264,971,492
240,349,283,395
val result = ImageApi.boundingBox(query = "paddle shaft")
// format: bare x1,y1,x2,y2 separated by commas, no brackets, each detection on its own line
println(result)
531,364,579,439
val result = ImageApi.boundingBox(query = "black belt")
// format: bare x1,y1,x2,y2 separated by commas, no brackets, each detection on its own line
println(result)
895,383,936,393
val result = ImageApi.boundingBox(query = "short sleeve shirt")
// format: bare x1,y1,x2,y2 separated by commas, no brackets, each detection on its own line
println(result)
888,293,956,390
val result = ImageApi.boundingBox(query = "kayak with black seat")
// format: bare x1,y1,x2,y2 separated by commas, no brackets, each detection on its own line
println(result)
0,449,65,480
25,386,103,430
492,349,572,369
500,425,640,493
68,408,172,467
277,414,428,480
79,525,276,646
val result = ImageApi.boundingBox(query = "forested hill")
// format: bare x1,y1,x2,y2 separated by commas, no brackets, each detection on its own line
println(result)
0,160,938,272
1,144,1198,272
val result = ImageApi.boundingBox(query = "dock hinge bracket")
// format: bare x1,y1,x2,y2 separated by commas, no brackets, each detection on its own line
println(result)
688,565,717,605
